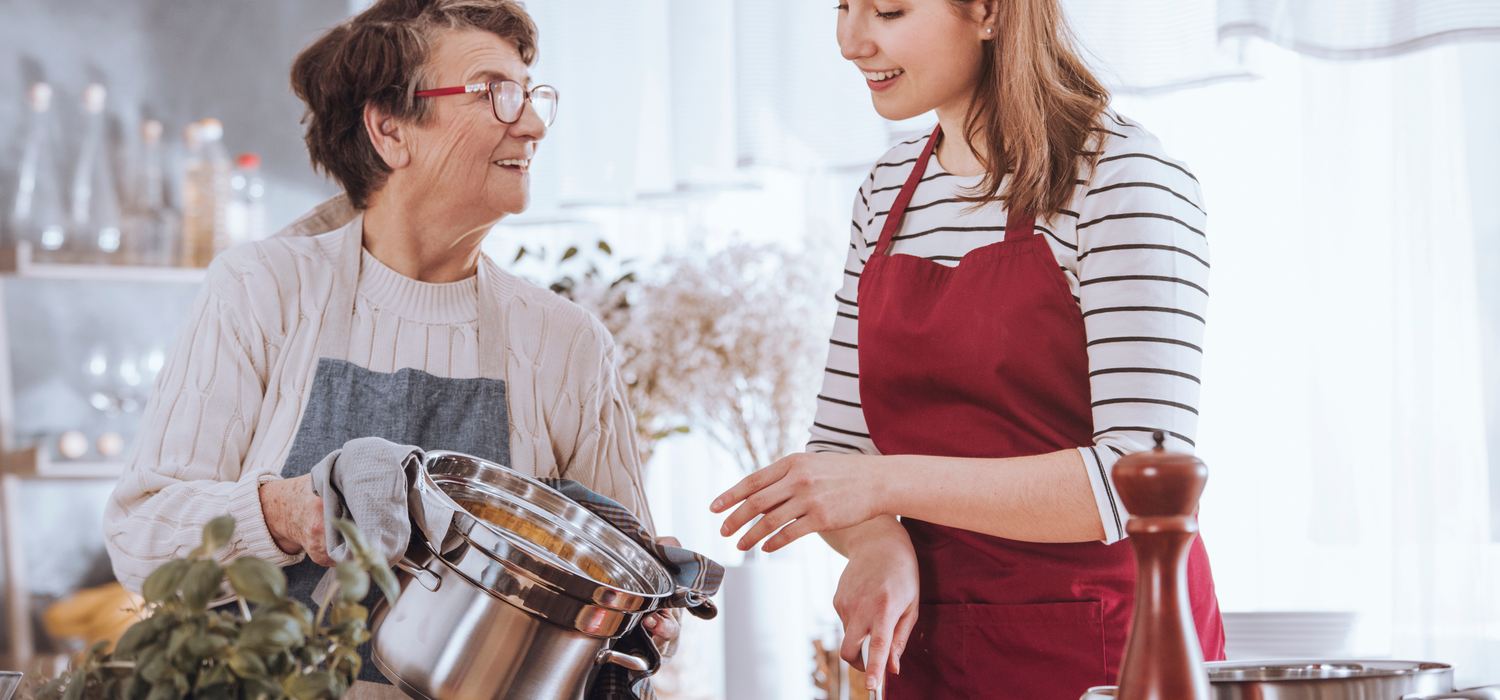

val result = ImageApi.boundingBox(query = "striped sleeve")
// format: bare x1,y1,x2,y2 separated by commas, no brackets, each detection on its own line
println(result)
806,172,880,456
1073,128,1210,543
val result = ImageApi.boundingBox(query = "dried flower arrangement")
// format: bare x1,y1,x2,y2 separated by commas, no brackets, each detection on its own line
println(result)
29,517,395,700
519,240,832,472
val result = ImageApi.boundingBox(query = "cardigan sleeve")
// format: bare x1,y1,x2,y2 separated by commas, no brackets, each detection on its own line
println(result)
103,251,298,593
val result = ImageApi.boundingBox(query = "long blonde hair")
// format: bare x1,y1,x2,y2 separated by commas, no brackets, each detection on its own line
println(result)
951,0,1109,221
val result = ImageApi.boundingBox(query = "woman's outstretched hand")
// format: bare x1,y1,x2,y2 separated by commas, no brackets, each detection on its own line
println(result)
710,452,888,552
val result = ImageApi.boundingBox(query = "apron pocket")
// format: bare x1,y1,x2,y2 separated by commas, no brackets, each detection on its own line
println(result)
889,601,1106,700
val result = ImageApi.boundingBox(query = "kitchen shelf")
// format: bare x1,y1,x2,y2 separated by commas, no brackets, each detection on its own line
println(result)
0,242,206,284
2,447,126,669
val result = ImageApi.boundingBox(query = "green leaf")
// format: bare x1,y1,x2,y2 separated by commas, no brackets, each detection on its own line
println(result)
180,559,226,612
239,612,304,655
195,663,234,692
330,604,368,627
369,564,401,605
610,271,637,288
561,245,579,262
332,520,377,566
199,515,236,555
184,633,232,660
334,562,369,604
513,246,528,263
138,648,174,685
143,684,180,700
241,677,281,700
60,670,87,700
287,671,336,700
228,650,267,679
596,240,612,255
226,557,287,606
143,559,193,604
198,684,234,700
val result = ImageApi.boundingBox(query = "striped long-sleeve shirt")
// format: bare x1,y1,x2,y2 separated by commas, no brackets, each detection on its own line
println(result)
807,113,1208,544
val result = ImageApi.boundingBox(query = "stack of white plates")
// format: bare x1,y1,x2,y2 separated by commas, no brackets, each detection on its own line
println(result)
1221,611,1357,660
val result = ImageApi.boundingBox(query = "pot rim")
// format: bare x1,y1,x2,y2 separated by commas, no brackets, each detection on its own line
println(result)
418,451,675,607
1205,659,1454,683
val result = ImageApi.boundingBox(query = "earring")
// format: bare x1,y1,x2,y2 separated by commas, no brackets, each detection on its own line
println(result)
986,27,993,34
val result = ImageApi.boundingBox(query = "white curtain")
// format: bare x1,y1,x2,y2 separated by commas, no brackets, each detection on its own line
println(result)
1113,40,1500,685
1218,0,1500,59
1062,0,1257,94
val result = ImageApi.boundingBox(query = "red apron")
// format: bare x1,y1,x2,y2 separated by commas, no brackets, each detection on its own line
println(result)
860,126,1225,700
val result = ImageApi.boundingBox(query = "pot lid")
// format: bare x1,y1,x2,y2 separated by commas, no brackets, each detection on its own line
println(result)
1206,660,1452,682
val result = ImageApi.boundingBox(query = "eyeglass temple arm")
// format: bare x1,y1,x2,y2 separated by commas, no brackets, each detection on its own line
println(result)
413,83,488,97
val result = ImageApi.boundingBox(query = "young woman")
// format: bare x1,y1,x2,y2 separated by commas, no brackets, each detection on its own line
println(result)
712,1,1224,697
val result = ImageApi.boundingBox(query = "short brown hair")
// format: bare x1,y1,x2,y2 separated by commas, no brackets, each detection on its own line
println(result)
290,0,538,209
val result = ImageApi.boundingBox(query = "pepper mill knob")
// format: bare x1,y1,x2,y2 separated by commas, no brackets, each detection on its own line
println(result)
1112,430,1211,700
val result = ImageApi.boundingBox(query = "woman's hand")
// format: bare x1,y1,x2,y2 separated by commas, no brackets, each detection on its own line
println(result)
711,452,888,552
258,474,334,566
836,525,920,691
641,536,683,644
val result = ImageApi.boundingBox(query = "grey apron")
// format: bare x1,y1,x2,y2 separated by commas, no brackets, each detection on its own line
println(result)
279,219,512,684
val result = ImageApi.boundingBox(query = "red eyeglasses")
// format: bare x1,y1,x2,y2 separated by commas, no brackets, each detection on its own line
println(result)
415,79,558,127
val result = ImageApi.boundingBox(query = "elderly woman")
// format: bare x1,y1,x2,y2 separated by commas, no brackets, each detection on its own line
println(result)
103,0,678,693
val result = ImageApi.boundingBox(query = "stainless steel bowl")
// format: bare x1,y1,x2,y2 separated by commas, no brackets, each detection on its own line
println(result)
372,451,674,700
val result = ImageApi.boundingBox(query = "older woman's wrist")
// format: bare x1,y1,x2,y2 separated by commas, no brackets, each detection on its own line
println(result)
232,474,302,565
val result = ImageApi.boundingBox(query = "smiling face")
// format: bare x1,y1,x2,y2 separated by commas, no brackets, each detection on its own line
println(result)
401,28,545,225
837,0,990,121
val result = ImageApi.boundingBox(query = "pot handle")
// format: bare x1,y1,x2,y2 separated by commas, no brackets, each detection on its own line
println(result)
595,649,651,672
1413,687,1500,700
394,557,442,593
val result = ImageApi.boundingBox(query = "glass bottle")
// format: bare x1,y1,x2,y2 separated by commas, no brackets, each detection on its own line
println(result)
7,82,68,256
124,120,180,266
226,152,266,247
181,118,230,266
70,83,123,263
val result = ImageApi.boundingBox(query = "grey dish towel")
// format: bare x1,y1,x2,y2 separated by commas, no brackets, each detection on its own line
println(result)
308,437,453,604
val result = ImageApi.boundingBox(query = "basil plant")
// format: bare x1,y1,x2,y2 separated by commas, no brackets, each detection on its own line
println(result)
36,516,399,700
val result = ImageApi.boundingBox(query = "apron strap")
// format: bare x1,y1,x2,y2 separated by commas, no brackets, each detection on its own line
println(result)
875,124,1037,257
875,124,943,257
1004,209,1036,243
313,216,365,362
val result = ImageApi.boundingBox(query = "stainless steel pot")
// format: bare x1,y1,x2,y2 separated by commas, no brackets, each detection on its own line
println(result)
370,451,675,700
1206,661,1500,700
1,671,21,700
1081,661,1500,700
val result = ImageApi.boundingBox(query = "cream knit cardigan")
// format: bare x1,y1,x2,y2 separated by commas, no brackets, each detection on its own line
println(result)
104,197,653,591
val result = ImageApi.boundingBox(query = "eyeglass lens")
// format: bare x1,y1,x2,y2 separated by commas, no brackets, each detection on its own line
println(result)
492,81,557,127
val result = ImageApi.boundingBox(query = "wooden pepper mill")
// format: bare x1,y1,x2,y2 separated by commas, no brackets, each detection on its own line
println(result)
1113,431,1211,700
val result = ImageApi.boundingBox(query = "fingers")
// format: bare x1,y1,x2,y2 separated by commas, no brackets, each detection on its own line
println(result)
642,610,680,642
839,622,870,673
890,602,920,676
760,516,818,553
709,459,789,513
304,494,335,567
863,625,896,691
736,500,809,552
720,480,793,543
